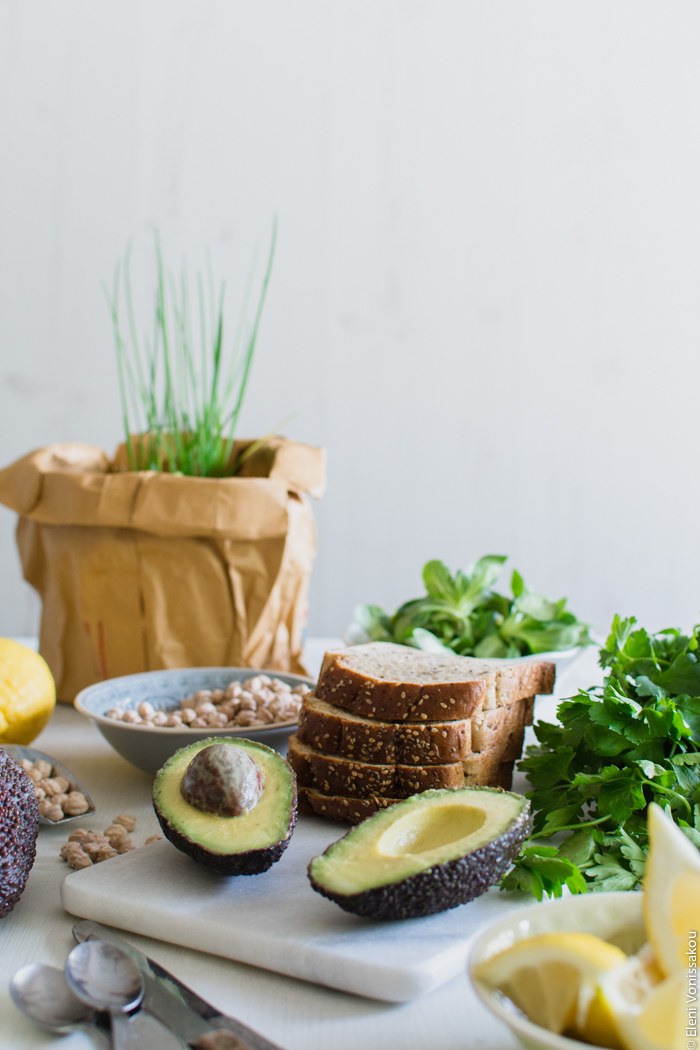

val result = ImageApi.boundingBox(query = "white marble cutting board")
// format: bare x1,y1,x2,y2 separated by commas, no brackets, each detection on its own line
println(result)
61,815,529,1002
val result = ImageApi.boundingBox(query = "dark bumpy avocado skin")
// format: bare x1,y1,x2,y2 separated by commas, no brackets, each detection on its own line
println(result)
309,794,530,921
154,803,297,876
0,748,40,917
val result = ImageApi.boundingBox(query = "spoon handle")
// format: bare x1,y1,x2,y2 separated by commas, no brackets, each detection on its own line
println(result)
89,1022,114,1048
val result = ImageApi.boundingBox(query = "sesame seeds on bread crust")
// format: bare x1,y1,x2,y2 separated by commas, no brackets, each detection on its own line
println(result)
297,693,472,765
299,644,553,823
297,788,401,824
288,735,465,799
316,642,554,722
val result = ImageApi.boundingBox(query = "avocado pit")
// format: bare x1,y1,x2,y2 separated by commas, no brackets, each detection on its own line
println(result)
180,743,264,817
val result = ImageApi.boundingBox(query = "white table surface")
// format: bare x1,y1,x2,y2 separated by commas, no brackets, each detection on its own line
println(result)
1,640,602,1050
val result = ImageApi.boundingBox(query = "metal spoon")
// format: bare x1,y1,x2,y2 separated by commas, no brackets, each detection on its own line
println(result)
10,962,110,1045
66,939,186,1049
66,939,144,1049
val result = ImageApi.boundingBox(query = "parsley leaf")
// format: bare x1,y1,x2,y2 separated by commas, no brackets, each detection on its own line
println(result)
500,615,700,899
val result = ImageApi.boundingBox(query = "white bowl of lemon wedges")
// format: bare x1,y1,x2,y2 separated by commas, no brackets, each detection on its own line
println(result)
470,805,694,1050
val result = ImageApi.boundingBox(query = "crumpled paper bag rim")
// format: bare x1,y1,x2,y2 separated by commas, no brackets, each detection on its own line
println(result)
0,438,326,541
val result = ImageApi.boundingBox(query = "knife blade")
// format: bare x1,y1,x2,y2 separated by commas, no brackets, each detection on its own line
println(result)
72,920,284,1050
115,1008,191,1050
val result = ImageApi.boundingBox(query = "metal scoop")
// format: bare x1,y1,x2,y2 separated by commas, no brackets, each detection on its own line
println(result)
10,962,110,1045
66,939,144,1049
65,939,186,1049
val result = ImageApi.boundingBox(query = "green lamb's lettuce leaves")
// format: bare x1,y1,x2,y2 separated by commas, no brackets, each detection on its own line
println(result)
407,628,453,654
500,615,700,900
472,634,509,659
422,560,458,602
351,604,392,641
514,592,560,623
348,555,592,659
466,554,508,594
506,621,583,655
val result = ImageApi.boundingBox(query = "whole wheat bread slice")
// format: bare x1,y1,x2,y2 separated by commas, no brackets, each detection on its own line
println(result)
288,734,465,799
298,788,402,823
316,642,554,722
297,693,472,765
297,762,517,824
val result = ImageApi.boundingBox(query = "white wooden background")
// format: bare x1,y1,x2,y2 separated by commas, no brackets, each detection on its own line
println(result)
2,1,700,642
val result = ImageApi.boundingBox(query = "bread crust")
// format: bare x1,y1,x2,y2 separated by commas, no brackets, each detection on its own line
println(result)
288,735,465,799
291,697,534,805
316,643,554,722
298,788,400,824
471,696,535,763
298,764,517,824
297,694,471,765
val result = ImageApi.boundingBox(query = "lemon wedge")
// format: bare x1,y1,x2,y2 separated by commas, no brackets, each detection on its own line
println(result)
584,944,663,1050
0,638,56,745
596,966,687,1050
644,803,700,977
473,931,626,1033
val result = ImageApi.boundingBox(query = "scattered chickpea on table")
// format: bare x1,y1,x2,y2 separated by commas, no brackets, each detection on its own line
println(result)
59,813,162,869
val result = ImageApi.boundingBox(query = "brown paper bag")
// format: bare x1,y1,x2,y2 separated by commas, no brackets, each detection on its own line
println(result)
0,439,325,702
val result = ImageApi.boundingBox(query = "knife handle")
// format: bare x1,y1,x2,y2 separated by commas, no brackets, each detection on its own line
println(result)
193,1033,258,1050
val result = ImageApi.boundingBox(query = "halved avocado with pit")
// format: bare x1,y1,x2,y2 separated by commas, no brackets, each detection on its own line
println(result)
153,737,297,875
308,787,530,920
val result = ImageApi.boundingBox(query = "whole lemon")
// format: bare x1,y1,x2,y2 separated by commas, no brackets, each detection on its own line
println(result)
0,639,56,745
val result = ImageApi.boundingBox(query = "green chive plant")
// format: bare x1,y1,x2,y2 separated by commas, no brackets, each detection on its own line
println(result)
105,221,277,476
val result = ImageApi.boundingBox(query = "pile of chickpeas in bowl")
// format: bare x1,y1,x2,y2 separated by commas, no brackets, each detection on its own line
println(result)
105,674,312,730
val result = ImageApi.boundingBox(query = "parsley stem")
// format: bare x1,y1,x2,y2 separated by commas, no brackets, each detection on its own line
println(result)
541,814,612,834
640,779,692,814
617,655,671,670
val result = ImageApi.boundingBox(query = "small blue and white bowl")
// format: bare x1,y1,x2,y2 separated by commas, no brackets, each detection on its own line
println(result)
75,667,315,776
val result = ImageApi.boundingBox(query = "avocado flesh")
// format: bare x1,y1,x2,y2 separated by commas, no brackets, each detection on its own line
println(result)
153,737,297,875
309,787,529,920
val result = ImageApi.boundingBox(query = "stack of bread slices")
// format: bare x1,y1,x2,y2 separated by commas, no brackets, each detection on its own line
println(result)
289,642,555,823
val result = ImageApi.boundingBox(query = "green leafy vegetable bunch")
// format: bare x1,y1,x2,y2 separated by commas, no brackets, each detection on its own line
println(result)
105,223,277,477
349,555,592,658
502,615,700,900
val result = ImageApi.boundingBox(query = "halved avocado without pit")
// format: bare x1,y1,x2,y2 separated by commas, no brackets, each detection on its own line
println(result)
153,737,297,875
308,787,530,920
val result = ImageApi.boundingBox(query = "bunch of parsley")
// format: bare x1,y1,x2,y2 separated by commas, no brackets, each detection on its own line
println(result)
349,555,592,658
502,615,700,899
